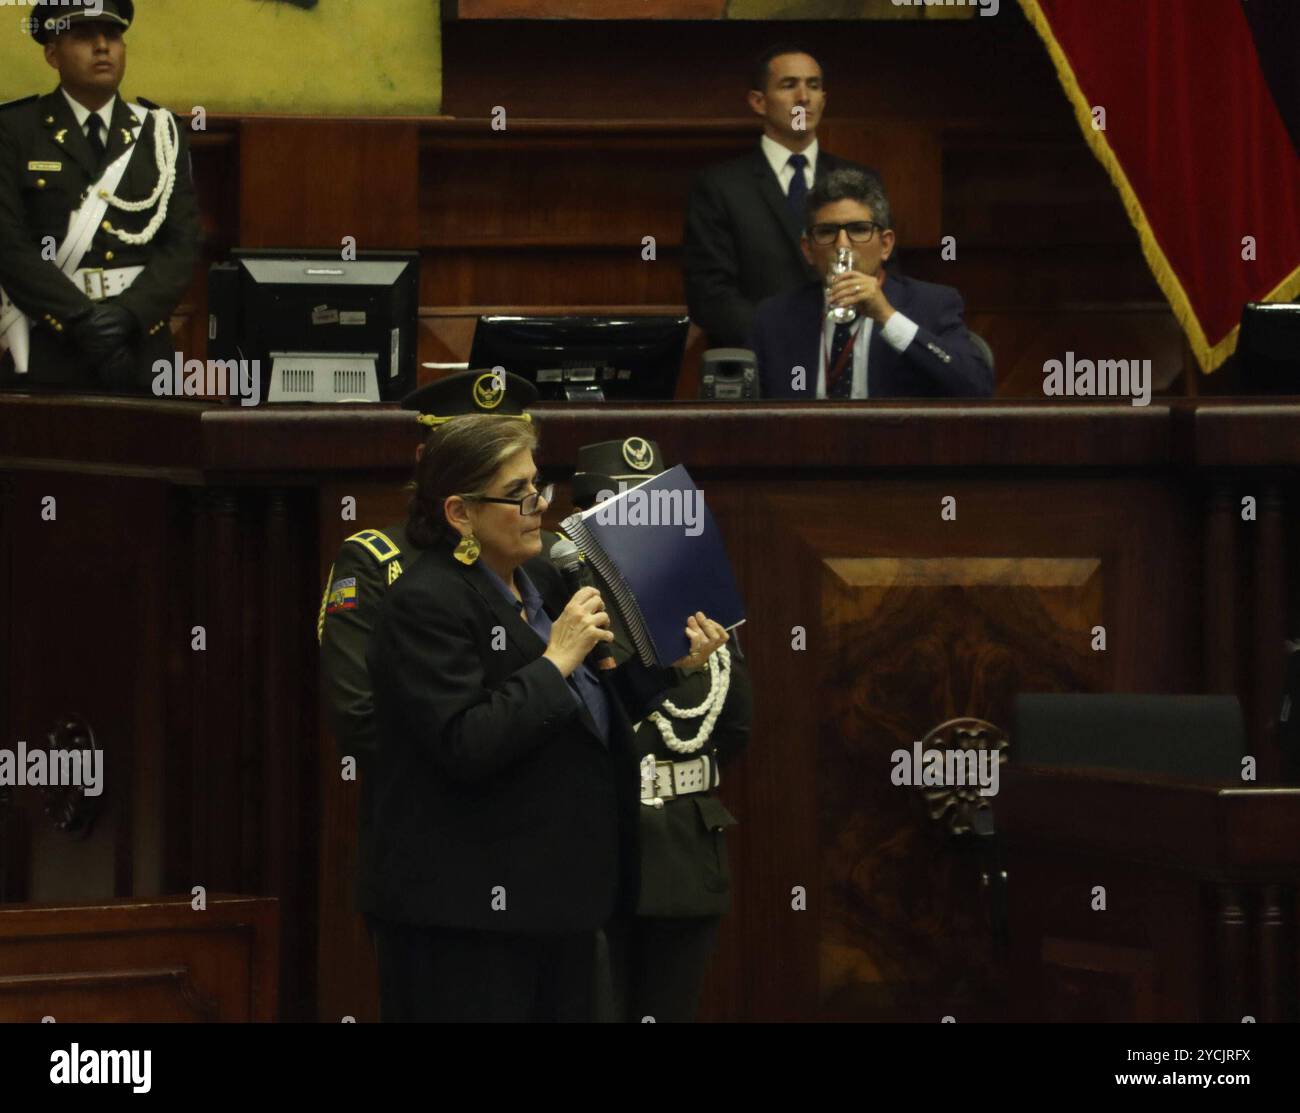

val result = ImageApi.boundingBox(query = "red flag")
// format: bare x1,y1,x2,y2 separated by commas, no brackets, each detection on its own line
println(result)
1021,0,1300,372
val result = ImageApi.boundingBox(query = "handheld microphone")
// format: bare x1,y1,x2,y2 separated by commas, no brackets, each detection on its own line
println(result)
549,537,615,667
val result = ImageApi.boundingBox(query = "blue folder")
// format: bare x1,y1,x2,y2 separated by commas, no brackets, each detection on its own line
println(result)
560,464,746,667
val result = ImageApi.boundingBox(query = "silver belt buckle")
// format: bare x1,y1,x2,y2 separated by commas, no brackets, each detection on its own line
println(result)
641,755,716,806
82,268,106,301
672,757,706,796
639,754,664,808
655,759,677,802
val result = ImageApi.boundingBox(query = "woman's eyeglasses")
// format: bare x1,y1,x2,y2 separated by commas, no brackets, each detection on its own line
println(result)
461,483,554,516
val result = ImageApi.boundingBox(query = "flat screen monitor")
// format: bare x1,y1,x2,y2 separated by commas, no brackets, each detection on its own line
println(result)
209,248,420,404
1238,302,1300,394
467,315,689,401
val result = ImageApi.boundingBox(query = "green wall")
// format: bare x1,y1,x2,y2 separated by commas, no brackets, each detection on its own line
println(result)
2,0,442,115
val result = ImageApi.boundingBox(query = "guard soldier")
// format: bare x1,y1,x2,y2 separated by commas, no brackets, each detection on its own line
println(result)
570,438,754,1023
318,369,541,765
0,1,200,392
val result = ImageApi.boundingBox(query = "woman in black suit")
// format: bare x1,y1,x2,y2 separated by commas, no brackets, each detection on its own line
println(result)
363,413,727,1022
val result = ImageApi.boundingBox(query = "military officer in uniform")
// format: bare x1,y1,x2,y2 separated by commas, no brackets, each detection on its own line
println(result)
0,1,200,392
569,438,754,1023
319,370,541,765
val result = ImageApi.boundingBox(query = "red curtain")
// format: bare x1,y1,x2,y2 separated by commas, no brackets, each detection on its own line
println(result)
1022,0,1300,372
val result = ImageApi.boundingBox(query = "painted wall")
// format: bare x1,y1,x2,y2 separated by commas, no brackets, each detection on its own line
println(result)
1,0,442,115
449,0,977,18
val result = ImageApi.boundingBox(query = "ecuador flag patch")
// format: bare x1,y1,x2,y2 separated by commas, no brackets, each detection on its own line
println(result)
326,577,358,614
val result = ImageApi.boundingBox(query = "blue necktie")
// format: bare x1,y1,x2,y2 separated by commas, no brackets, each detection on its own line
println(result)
519,600,610,745
786,153,808,217
827,322,855,399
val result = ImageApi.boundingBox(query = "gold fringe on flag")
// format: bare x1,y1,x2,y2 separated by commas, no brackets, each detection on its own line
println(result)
1018,0,1300,373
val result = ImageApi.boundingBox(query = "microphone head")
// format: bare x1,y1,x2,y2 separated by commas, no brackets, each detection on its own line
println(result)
549,537,582,573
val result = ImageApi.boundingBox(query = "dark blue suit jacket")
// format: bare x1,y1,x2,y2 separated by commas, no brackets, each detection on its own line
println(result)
683,146,880,348
748,275,994,399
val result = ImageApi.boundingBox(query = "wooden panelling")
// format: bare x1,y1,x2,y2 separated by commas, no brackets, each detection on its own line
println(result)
239,120,421,249
999,768,1300,1022
4,400,1295,1021
418,119,941,253
0,896,277,1022
438,13,1067,126
821,556,1102,1018
964,306,1190,397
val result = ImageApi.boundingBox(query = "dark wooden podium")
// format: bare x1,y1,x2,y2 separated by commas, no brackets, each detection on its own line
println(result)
1000,767,1300,1022
1,394,1297,1020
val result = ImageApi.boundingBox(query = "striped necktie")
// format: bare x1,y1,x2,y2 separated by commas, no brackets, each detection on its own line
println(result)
827,321,855,399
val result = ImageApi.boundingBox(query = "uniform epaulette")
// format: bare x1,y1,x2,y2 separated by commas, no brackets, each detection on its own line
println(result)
345,529,401,563
137,97,161,110
0,95,38,113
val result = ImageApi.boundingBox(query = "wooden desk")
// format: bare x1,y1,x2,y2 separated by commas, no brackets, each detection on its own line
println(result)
1,396,1296,1020
0,895,277,1022
999,767,1300,1022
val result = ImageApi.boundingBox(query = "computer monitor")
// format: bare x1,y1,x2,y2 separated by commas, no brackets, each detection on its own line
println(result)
1238,302,1300,394
467,315,689,401
208,249,420,404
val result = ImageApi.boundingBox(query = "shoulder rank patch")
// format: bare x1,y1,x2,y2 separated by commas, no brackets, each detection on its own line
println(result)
0,95,38,114
325,576,358,615
345,528,400,563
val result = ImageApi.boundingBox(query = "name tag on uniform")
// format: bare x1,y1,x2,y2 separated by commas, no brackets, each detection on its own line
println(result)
28,161,62,172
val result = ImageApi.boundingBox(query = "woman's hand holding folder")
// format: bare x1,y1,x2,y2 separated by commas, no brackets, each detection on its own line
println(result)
672,611,729,671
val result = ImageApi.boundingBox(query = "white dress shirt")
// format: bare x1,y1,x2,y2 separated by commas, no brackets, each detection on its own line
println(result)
61,88,116,146
761,134,817,196
815,307,920,399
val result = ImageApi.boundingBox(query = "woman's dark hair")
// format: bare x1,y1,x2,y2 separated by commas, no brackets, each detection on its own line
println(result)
407,414,539,551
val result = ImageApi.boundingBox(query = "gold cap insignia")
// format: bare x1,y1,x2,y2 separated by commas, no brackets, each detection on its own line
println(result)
622,436,654,471
472,370,505,411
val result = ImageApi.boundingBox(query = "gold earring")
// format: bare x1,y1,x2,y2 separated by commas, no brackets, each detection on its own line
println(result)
453,532,481,566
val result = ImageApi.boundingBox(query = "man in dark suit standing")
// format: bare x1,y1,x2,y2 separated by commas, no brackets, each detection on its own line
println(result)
683,44,880,348
0,1,200,393
749,168,993,399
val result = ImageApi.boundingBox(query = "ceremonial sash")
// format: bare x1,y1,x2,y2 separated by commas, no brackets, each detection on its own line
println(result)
0,102,148,374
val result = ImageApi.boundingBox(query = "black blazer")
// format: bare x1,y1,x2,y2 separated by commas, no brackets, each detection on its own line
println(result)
683,145,878,348
363,545,655,934
749,275,994,398
0,88,200,391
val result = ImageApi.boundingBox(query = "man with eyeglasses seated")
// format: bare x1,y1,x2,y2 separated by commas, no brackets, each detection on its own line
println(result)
748,168,993,399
